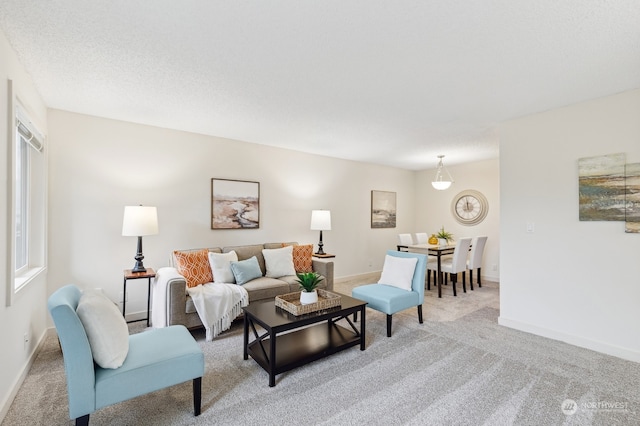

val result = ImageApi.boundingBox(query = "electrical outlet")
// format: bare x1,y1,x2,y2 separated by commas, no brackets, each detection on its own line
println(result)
526,222,535,233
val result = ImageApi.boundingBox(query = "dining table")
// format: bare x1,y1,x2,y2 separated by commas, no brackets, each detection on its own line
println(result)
406,243,455,298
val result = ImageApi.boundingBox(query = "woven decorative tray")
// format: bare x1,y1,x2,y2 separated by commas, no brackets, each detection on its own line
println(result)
275,289,342,316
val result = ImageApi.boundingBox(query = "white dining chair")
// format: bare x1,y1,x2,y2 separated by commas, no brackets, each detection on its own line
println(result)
466,236,488,290
426,237,472,296
414,233,428,244
397,233,414,251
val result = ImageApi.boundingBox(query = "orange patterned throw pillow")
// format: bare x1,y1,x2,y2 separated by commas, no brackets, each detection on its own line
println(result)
289,244,314,273
173,249,213,288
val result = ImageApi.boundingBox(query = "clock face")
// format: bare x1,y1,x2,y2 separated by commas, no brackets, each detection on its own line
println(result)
451,190,488,225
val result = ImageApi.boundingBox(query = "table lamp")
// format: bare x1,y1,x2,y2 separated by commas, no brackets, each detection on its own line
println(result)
310,210,331,255
122,205,158,273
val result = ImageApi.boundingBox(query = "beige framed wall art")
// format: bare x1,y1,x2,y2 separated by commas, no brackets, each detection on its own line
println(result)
211,178,260,229
371,190,396,228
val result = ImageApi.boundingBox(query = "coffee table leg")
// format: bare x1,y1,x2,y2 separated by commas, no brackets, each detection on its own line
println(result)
243,314,249,360
360,307,366,351
269,331,276,387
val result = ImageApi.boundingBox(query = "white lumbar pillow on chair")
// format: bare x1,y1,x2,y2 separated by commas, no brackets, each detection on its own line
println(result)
76,289,129,369
378,255,418,291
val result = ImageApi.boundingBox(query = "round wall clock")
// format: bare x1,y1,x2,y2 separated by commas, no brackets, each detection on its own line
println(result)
451,189,489,226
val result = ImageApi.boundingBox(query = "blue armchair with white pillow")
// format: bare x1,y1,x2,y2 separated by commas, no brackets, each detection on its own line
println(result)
352,250,427,337
48,284,204,425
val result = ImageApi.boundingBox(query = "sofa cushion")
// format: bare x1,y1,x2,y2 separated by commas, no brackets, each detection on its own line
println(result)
224,244,266,274
262,245,296,278
278,274,328,293
241,276,291,301
291,244,314,273
173,249,213,288
170,247,221,268
230,256,263,285
208,250,238,284
76,290,129,369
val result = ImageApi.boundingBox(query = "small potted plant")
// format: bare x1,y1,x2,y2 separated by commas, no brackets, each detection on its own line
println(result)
436,226,454,247
296,272,324,304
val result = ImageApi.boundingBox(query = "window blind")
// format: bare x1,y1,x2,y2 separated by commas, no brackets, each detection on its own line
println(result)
16,107,44,152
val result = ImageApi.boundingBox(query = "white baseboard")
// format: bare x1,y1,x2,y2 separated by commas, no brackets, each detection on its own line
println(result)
335,271,380,285
498,316,640,363
0,328,48,424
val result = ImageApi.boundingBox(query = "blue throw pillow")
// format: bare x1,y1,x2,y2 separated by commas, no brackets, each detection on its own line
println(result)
230,256,263,285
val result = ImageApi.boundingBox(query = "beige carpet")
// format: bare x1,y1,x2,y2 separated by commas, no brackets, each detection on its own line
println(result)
4,278,639,425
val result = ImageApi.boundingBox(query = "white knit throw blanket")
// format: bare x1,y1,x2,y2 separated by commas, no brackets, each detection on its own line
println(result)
187,283,249,341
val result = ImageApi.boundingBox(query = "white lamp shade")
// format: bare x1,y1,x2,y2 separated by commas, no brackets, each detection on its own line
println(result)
431,180,452,190
310,210,331,231
431,155,453,190
122,206,159,236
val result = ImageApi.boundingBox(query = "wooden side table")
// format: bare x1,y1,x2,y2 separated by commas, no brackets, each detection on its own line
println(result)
312,253,336,258
123,268,156,326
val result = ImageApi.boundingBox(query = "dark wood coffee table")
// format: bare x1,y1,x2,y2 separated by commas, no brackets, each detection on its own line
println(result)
243,292,367,387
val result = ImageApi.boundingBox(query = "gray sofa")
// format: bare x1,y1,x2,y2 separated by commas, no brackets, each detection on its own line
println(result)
162,242,334,329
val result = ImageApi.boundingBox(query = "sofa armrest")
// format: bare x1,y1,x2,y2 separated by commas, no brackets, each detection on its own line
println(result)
312,259,334,291
167,275,190,327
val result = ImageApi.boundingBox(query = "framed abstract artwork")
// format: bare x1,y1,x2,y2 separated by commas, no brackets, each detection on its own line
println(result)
578,153,626,221
211,178,260,229
371,190,396,228
625,163,640,233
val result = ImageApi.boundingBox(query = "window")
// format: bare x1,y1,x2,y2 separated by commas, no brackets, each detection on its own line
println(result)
9,100,46,296
15,123,29,274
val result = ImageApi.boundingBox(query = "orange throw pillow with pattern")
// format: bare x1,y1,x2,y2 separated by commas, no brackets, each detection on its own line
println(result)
285,244,314,273
173,249,213,288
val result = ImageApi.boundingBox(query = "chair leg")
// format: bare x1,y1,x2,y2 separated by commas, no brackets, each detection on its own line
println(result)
353,311,358,322
76,415,89,426
417,305,423,324
451,274,457,296
386,314,392,337
427,270,431,290
469,270,474,291
462,271,466,293
478,268,482,287
193,377,202,416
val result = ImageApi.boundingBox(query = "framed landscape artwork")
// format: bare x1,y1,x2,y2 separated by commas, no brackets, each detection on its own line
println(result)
371,190,396,228
578,153,626,221
211,178,260,229
625,163,640,233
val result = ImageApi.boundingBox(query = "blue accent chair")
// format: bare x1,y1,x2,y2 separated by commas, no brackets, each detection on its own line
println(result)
352,250,427,337
48,285,205,425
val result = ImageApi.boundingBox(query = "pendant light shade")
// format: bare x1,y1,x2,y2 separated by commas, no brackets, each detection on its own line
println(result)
431,155,453,190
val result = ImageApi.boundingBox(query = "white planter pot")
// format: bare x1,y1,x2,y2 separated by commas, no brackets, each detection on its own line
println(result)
438,238,448,247
300,290,318,305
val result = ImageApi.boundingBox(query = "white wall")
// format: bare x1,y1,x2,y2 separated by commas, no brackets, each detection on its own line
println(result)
46,110,417,318
415,158,500,282
0,30,48,420
499,89,640,362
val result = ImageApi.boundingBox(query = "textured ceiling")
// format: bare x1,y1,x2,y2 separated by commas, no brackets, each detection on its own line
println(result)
1,1,639,170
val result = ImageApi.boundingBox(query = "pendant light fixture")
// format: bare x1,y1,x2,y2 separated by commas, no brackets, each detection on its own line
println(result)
431,155,453,190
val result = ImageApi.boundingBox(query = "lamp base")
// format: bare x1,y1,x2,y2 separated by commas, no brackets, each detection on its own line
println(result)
315,230,326,255
131,263,147,273
131,236,147,273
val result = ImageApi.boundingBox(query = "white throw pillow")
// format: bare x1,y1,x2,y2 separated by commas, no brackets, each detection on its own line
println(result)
262,245,296,278
378,255,418,291
208,250,238,283
76,290,129,369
